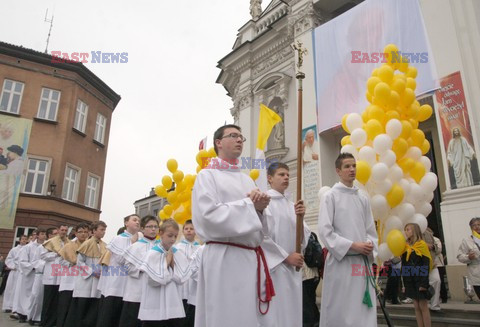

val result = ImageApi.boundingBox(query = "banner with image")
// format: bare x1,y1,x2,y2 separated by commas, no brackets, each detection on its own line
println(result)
0,115,32,229
302,125,320,214
435,71,479,189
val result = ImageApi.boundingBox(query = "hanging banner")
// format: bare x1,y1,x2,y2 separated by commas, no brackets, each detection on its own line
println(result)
302,125,320,215
435,71,479,189
0,115,32,229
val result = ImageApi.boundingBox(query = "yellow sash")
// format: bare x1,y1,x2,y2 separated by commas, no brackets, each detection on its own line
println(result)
404,240,433,271
58,239,84,265
473,230,480,240
76,237,107,258
43,235,70,254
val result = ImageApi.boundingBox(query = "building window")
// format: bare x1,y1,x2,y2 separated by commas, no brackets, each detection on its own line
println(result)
94,113,106,144
13,226,36,247
0,79,24,114
85,174,100,208
62,164,80,202
73,100,88,133
23,158,49,195
37,88,61,121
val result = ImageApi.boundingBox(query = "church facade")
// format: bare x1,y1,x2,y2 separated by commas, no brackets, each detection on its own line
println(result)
216,0,480,301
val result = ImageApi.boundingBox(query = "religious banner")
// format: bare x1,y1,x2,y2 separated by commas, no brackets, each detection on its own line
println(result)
0,115,32,229
302,125,320,214
435,71,479,189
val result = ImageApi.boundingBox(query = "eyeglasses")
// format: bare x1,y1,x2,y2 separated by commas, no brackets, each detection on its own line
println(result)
221,133,246,142
144,225,159,230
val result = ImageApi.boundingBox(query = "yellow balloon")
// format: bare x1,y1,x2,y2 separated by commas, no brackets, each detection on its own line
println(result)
367,77,382,95
409,118,419,130
374,82,391,105
386,184,404,208
356,160,371,185
166,159,178,174
406,66,418,79
391,77,406,95
387,91,400,110
176,180,186,192
341,135,352,147
163,204,173,216
368,105,385,123
154,185,168,198
400,120,413,139
250,169,260,181
418,104,433,122
162,175,173,189
172,201,181,210
398,157,415,173
371,68,379,77
361,109,369,123
421,139,431,155
405,103,419,119
383,44,399,65
385,110,401,122
410,162,426,183
411,129,425,147
386,229,406,256
178,191,190,203
158,210,168,220
208,147,217,158
392,137,408,159
366,91,373,104
378,65,394,84
341,114,350,133
196,149,209,166
196,165,202,174
406,77,417,91
400,88,415,107
398,58,409,73
172,170,184,184
167,191,177,205
365,119,384,140
184,174,195,188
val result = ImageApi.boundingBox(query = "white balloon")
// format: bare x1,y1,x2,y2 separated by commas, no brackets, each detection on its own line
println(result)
398,178,411,198
388,165,404,183
379,150,397,167
407,183,425,205
341,145,358,158
318,186,331,202
371,194,389,220
405,146,422,161
373,134,393,155
346,113,363,132
373,179,393,195
420,156,431,172
424,191,434,203
385,215,403,232
378,243,394,261
350,128,367,148
405,213,428,233
358,146,376,165
397,203,415,223
386,119,402,140
420,172,438,193
371,163,389,182
415,201,432,217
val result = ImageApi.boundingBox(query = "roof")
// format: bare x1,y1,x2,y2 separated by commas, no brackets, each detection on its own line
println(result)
0,41,121,109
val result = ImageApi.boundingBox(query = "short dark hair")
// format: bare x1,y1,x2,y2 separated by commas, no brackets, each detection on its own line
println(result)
123,214,139,225
183,219,193,229
36,228,47,235
469,217,480,228
58,223,68,229
46,228,57,238
213,124,241,154
267,162,289,176
19,234,28,240
75,223,90,232
92,220,107,231
141,215,159,228
117,226,126,235
335,152,355,169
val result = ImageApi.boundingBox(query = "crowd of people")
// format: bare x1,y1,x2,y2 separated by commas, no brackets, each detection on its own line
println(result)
1,123,479,327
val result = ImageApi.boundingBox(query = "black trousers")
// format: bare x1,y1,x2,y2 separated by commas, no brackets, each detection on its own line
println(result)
303,277,320,327
142,318,184,327
57,290,73,327
474,285,480,300
0,269,9,295
97,295,124,327
41,284,59,327
384,268,400,303
119,301,142,327
65,297,100,327
438,266,448,302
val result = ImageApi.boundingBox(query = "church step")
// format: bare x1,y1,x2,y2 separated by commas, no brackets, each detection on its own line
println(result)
377,313,480,327
381,303,480,320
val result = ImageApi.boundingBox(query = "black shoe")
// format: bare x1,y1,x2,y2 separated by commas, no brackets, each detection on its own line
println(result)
10,313,19,320
430,309,444,314
4,309,12,313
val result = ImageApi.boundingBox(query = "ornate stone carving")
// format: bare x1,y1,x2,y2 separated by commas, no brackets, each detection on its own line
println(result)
252,46,293,78
288,2,327,37
250,0,262,20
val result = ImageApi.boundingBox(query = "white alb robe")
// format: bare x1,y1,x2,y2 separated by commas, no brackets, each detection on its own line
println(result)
175,239,200,300
13,241,40,315
72,252,102,298
318,182,378,327
138,244,191,321
40,239,65,286
187,245,204,306
192,163,286,327
261,189,311,327
122,237,159,303
2,244,24,311
27,244,46,321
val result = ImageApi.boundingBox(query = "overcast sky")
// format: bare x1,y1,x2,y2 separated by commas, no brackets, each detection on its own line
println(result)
1,0,254,241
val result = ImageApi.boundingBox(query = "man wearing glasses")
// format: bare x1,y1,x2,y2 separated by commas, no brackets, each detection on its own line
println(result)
192,124,286,327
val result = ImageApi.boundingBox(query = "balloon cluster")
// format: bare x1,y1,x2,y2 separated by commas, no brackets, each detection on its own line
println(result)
195,148,217,173
339,44,438,260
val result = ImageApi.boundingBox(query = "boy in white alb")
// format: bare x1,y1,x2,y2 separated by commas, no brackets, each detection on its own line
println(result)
96,214,140,327
261,162,311,327
3,235,28,314
65,221,107,327
139,219,191,327
175,219,200,327
119,215,160,327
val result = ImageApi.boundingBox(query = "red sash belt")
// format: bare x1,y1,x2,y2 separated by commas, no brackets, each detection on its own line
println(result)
206,241,275,314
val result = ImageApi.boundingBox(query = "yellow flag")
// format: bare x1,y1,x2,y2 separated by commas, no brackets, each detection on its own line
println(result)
256,104,282,150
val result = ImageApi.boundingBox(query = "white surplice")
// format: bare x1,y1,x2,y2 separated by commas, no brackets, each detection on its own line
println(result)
138,244,190,321
187,245,205,306
2,244,24,311
122,237,159,303
260,189,311,327
27,244,46,321
192,162,286,327
40,239,65,286
13,241,41,315
72,253,102,298
175,239,200,301
318,182,378,327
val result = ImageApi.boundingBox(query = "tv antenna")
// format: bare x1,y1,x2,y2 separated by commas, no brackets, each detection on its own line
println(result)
44,9,54,54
